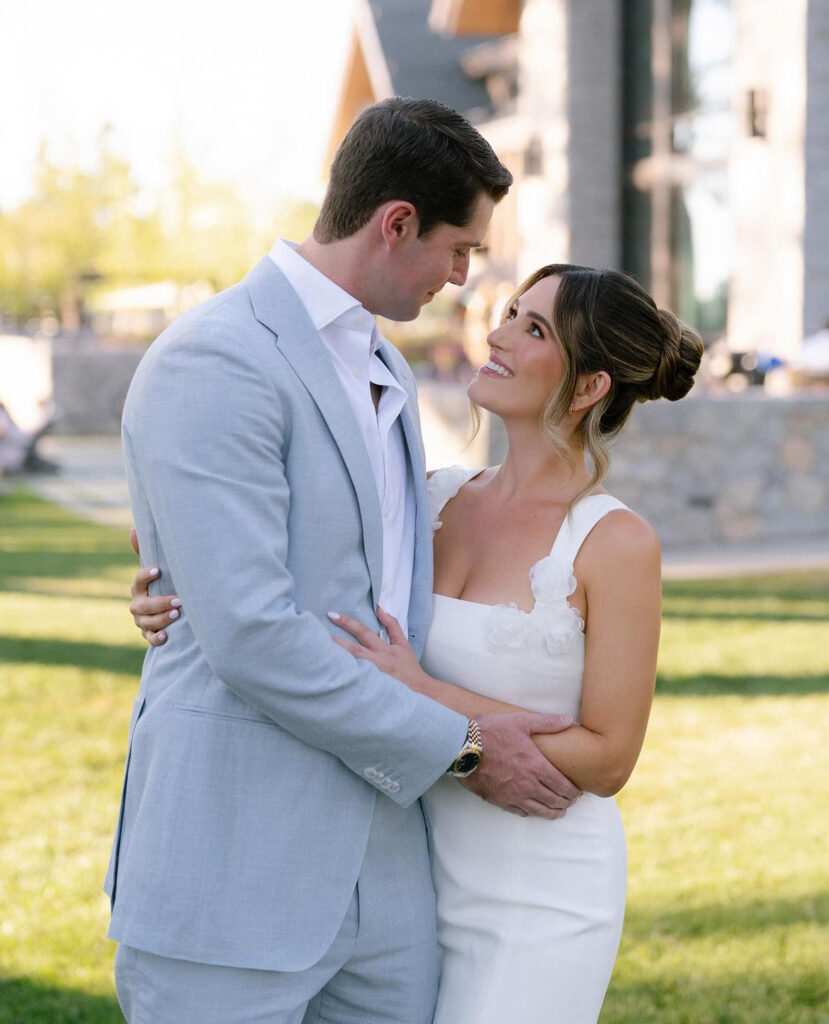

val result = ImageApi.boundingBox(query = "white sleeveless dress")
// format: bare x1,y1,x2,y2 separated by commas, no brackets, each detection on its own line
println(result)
423,466,629,1024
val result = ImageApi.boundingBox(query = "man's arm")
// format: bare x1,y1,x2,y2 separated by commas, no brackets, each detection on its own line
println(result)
124,319,580,818
123,316,468,807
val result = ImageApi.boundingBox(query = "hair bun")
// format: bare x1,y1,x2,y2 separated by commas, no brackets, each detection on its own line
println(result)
648,309,704,401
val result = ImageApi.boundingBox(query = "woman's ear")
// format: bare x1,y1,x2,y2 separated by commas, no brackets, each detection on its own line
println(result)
571,371,611,413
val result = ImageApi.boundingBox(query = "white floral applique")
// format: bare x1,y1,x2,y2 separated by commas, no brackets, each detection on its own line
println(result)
484,554,584,657
427,466,483,532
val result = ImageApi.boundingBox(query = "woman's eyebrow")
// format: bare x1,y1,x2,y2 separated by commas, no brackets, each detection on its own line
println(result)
524,309,554,335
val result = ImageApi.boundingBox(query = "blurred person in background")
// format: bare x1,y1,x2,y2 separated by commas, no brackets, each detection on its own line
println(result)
0,401,57,476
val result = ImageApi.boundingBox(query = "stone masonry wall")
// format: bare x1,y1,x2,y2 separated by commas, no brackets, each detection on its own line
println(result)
51,339,145,435
602,393,829,547
419,383,829,550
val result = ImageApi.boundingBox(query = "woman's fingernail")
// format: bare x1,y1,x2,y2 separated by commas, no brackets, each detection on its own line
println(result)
169,609,179,620
327,612,341,621
170,598,182,608
158,631,167,642
149,567,159,577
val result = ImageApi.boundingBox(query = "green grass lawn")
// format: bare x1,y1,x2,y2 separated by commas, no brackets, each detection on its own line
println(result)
1,488,827,1023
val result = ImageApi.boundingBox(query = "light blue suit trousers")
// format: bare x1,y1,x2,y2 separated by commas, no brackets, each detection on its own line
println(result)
115,795,440,1024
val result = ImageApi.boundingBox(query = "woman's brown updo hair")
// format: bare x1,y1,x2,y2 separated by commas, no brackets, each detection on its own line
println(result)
502,263,703,500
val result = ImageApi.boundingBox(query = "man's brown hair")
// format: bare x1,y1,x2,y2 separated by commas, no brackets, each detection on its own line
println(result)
314,97,512,242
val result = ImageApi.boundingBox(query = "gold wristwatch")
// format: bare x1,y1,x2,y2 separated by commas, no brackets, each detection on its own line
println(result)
447,719,483,777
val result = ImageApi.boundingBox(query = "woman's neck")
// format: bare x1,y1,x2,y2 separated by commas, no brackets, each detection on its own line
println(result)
491,417,592,503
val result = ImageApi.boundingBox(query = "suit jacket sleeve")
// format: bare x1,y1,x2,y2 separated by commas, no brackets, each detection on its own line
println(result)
122,311,467,807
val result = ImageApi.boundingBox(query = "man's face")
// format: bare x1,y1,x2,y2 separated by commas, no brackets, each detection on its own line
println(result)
376,192,495,322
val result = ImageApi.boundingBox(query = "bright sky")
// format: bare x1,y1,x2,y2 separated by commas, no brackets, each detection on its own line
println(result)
0,0,357,210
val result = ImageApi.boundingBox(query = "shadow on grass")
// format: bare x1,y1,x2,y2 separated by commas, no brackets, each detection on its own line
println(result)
662,575,829,601
661,575,829,625
606,892,829,1021
655,671,829,697
0,489,135,584
0,974,122,1024
0,583,132,602
604,970,829,1023
661,607,827,624
0,635,144,676
624,890,828,941
0,549,138,584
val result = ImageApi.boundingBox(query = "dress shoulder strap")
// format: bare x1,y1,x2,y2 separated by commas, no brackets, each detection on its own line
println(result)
427,465,486,531
549,494,630,564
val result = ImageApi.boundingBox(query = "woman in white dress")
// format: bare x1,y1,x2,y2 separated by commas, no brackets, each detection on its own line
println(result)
129,264,702,1023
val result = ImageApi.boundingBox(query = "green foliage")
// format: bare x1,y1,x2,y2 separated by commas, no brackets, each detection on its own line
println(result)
0,489,827,1022
0,134,319,325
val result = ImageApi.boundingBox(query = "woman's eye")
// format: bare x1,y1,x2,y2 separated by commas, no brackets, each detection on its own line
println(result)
530,323,543,338
505,307,517,320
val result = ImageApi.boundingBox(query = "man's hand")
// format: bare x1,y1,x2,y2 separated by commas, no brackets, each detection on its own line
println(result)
459,712,581,819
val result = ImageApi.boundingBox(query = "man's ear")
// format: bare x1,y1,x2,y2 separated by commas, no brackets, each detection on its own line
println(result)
572,371,611,413
379,201,419,248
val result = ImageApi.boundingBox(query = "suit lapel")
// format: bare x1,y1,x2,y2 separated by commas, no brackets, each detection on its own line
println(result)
245,258,384,604
376,343,434,653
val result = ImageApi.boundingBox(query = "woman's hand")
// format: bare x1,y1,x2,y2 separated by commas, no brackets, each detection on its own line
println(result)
328,606,431,692
129,526,181,646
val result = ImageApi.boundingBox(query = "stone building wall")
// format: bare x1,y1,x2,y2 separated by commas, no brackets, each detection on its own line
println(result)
419,383,829,550
51,339,145,435
603,393,829,547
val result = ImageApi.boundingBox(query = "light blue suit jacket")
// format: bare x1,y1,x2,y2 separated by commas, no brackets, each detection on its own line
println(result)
105,257,467,970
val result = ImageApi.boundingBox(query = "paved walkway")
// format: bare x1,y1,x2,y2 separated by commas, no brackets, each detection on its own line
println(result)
13,436,829,579
23,435,133,530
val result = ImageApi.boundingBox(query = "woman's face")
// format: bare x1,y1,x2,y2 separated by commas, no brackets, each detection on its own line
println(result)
468,275,566,421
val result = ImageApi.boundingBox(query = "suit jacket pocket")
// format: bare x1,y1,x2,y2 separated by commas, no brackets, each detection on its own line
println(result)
172,702,279,729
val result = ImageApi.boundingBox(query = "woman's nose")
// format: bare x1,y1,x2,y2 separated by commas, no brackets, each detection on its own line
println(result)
486,324,508,349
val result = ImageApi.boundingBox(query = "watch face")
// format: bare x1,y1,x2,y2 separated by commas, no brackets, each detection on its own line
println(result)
454,751,481,775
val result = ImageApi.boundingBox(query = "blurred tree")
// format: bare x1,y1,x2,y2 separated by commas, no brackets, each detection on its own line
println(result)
0,130,319,328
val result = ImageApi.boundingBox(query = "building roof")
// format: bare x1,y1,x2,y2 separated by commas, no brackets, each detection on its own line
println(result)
325,0,507,167
368,0,499,119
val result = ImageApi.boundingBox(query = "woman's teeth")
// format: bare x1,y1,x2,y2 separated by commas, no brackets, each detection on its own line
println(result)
485,360,513,377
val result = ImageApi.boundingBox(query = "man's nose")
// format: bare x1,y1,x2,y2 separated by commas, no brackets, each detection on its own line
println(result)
448,253,470,286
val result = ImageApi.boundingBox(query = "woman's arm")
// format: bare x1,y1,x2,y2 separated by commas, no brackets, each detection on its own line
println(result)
531,511,661,795
332,510,661,798
128,527,182,646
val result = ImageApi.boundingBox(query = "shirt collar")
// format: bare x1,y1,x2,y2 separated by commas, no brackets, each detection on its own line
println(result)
268,239,379,353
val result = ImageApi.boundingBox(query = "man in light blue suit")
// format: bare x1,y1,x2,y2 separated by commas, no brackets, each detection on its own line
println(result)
108,97,578,1023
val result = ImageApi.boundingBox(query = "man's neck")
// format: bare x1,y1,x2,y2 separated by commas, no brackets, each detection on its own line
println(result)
295,235,370,310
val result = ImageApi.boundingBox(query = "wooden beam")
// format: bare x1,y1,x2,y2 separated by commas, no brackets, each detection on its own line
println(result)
324,30,379,171
429,0,521,37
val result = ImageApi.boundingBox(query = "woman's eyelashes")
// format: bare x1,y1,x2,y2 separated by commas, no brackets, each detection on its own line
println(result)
504,306,544,338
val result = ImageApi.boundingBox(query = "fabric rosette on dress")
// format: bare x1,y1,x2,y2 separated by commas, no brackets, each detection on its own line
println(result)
484,553,583,656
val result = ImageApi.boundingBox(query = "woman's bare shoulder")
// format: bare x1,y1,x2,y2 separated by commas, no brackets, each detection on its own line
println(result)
580,503,661,568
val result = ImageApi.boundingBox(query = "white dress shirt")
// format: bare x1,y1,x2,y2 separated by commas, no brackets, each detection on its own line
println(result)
269,239,416,635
